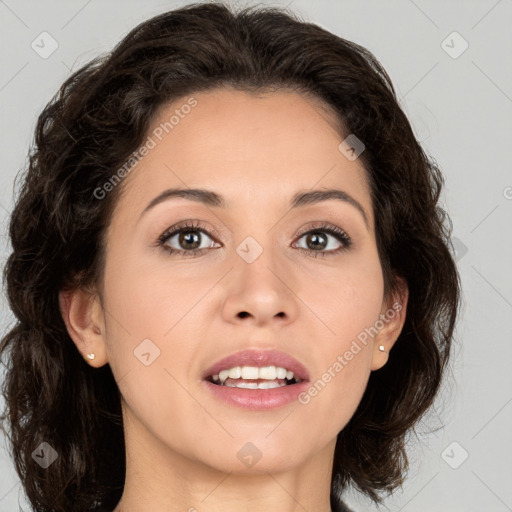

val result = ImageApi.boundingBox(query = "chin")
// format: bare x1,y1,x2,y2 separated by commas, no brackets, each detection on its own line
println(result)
198,440,310,475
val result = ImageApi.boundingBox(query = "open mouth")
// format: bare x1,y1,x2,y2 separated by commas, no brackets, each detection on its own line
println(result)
201,350,310,393
202,357,310,409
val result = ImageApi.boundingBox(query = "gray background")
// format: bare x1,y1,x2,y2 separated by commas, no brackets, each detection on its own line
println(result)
0,0,511,510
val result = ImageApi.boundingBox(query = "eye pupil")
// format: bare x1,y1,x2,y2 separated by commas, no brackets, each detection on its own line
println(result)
306,232,327,250
179,230,201,249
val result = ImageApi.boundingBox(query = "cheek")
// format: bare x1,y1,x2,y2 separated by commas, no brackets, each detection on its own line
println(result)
100,255,202,444
302,247,384,342
299,341,373,439
102,245,208,341
295,253,383,429
99,252,201,407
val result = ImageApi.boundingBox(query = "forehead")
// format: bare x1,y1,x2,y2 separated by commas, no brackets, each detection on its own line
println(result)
115,88,372,226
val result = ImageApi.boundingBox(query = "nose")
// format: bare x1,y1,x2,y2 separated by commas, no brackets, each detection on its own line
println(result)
221,244,299,327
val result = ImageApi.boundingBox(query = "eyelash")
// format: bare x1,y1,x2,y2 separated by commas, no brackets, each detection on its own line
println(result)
156,220,353,258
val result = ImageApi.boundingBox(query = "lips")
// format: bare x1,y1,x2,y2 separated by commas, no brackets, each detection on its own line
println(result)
201,349,310,382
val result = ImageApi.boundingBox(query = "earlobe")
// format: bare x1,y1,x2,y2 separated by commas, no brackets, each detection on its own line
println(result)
371,340,393,371
58,287,107,367
371,277,409,371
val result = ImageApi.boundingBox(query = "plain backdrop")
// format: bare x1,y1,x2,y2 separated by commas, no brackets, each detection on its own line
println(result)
0,1,511,511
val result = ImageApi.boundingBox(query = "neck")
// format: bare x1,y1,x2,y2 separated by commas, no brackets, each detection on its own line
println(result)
112,406,336,512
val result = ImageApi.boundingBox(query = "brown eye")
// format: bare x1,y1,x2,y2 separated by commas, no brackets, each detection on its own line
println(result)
294,223,352,257
158,221,220,257
175,230,202,250
303,232,329,251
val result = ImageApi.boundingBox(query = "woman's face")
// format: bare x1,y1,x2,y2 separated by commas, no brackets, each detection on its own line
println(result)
87,88,405,474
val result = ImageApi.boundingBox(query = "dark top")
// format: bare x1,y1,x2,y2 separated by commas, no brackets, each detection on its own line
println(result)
95,496,354,511
332,495,355,512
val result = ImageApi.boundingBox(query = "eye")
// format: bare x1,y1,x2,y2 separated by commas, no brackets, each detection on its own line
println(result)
156,220,352,258
294,222,352,257
157,220,220,258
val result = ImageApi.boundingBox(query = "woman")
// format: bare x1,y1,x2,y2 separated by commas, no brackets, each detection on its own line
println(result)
0,2,461,511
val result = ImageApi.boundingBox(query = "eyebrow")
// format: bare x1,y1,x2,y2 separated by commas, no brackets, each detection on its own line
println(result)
139,187,369,229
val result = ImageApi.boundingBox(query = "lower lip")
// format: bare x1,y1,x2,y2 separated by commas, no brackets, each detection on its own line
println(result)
202,379,310,410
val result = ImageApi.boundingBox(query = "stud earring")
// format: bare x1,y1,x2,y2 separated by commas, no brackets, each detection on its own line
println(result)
378,345,385,352
86,353,95,360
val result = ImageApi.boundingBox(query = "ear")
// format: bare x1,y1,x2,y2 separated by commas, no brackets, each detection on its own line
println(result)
58,286,108,367
371,276,409,371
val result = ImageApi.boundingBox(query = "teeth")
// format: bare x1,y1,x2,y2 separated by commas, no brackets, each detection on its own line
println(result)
276,367,287,379
232,381,258,389
223,380,285,389
241,366,259,379
259,366,277,379
218,369,230,382
257,380,282,389
213,365,297,385
228,367,241,379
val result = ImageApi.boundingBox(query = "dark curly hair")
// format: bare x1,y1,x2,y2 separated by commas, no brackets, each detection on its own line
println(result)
0,2,461,510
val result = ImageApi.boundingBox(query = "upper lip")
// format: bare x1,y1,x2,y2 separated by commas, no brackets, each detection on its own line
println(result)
202,349,310,381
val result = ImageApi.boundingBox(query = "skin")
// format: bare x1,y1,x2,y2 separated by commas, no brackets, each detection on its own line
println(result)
60,88,408,512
